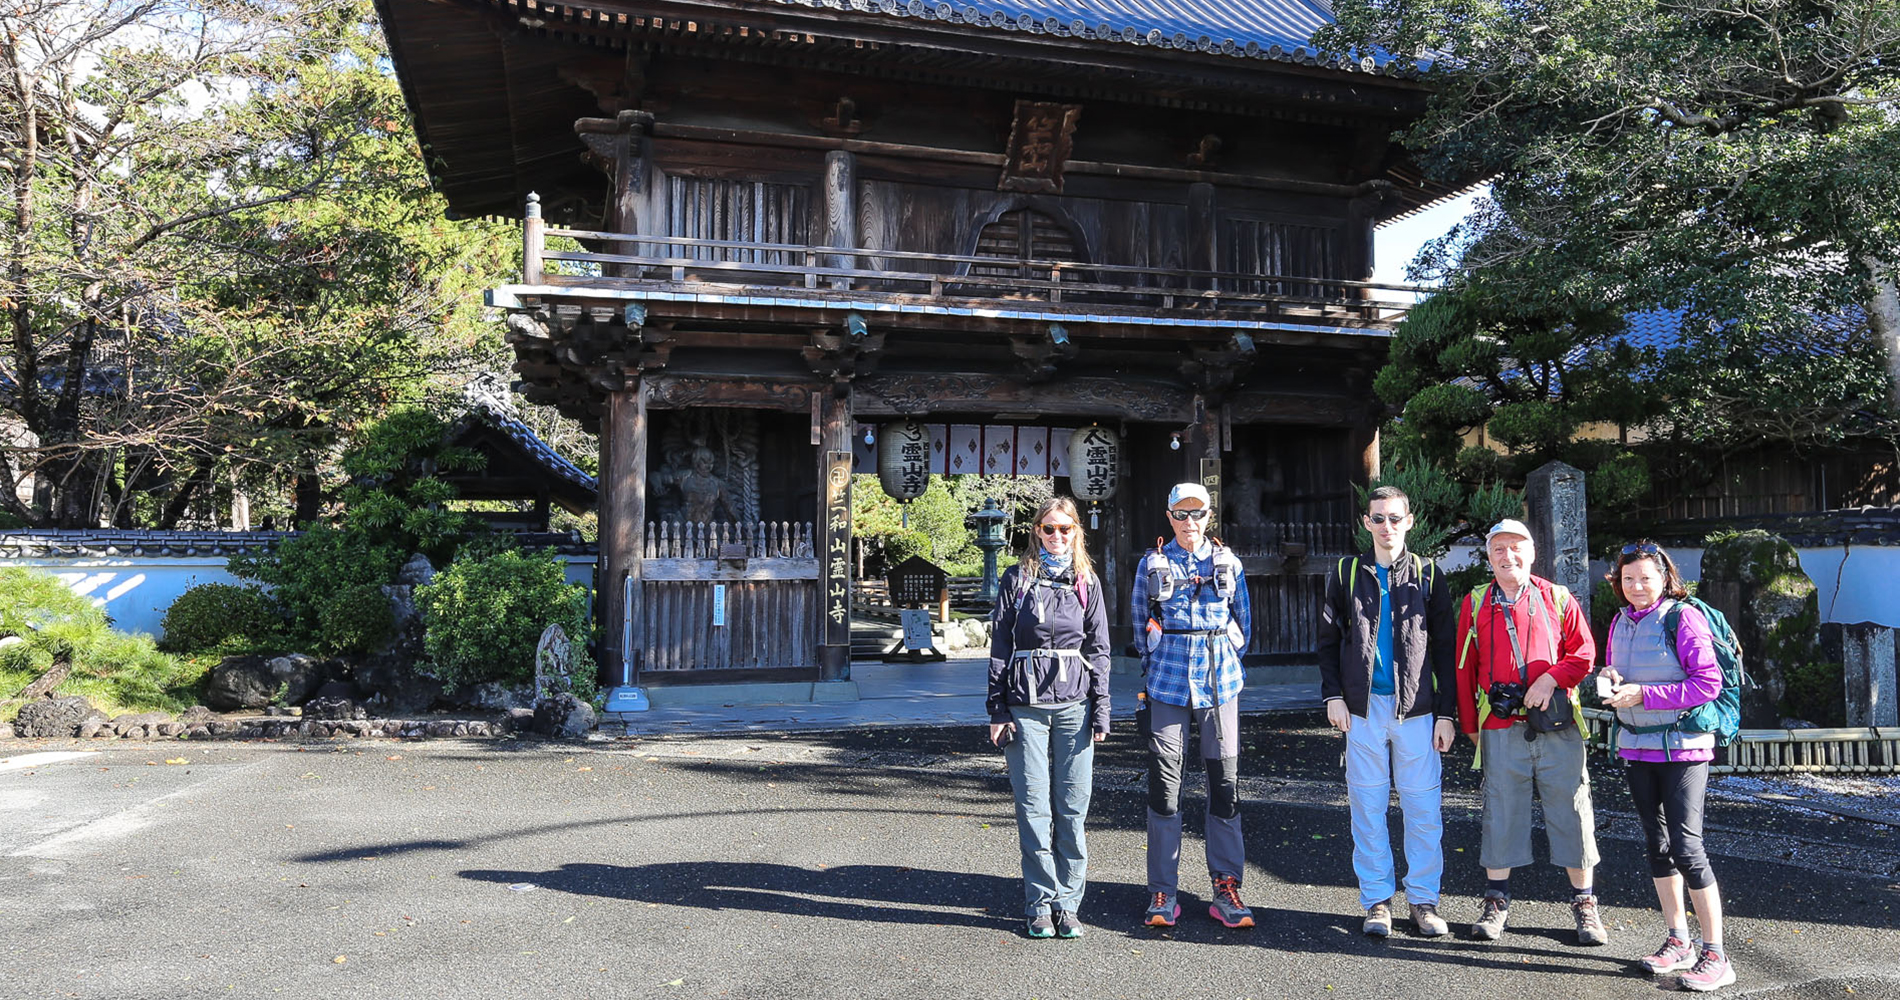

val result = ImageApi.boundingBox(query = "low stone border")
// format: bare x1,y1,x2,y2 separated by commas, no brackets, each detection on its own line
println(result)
0,706,543,742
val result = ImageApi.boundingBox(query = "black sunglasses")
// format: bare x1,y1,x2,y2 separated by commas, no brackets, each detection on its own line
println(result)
1039,523,1075,536
1621,541,1661,557
1168,509,1209,522
1365,513,1408,525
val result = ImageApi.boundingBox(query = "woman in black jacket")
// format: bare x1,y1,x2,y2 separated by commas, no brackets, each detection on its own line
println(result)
986,496,1112,939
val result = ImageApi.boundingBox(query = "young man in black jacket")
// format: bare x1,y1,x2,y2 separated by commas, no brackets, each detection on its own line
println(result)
1316,486,1457,938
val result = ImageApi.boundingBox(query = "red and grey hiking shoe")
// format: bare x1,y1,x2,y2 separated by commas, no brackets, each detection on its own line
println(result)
1144,892,1180,928
1208,876,1255,929
1572,893,1609,946
1640,934,1698,974
1679,948,1736,992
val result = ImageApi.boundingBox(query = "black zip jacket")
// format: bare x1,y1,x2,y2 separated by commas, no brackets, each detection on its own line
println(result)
986,563,1112,733
1316,549,1457,720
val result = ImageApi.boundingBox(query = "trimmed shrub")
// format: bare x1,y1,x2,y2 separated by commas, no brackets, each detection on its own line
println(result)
416,548,592,692
318,584,395,657
229,523,403,642
883,531,933,565
159,583,284,654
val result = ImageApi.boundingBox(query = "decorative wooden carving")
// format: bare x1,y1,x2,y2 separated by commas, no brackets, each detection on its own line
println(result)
1179,332,1259,404
1008,324,1077,383
999,100,1081,194
801,314,885,386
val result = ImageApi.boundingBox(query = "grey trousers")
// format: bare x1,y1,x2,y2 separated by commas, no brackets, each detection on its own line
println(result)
1478,724,1600,871
1146,698,1245,894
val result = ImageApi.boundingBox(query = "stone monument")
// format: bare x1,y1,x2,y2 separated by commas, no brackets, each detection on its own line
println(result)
1525,460,1590,624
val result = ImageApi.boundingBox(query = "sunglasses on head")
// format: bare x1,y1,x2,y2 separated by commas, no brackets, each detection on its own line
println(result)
1168,508,1209,522
1365,512,1407,525
1039,523,1075,536
1621,541,1661,557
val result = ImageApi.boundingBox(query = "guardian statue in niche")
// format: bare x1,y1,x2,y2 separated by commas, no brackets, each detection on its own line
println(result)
652,410,761,524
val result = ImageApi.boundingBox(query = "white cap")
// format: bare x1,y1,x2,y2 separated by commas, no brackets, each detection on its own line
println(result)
1167,483,1211,508
1485,518,1533,545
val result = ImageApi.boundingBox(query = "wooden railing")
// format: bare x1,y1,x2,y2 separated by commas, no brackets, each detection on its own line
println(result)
640,520,813,559
514,200,1422,327
636,520,818,672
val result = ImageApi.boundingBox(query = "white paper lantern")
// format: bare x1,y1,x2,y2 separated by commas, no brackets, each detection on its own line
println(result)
1067,424,1119,502
876,420,931,501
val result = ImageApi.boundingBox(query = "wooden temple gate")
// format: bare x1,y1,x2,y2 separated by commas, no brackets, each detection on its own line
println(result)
377,0,1459,687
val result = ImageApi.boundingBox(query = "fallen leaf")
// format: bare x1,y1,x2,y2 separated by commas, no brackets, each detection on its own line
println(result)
386,755,402,760
333,956,346,964
663,979,684,987
577,766,593,772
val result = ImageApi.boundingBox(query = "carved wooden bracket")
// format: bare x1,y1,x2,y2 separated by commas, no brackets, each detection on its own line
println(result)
1009,323,1078,383
505,306,669,431
1179,332,1258,405
800,313,885,387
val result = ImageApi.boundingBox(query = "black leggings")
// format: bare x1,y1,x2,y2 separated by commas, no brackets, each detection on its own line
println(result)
1626,759,1716,890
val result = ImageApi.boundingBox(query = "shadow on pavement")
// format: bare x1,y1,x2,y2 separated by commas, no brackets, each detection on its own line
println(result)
459,861,1080,930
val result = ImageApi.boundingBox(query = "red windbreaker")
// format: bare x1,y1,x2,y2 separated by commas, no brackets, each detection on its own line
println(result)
1453,575,1596,735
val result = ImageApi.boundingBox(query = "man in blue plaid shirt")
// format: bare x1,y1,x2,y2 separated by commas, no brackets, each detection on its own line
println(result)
1132,482,1255,929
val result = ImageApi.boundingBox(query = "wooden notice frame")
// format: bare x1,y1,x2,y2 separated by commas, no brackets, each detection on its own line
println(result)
1000,100,1082,194
822,450,853,647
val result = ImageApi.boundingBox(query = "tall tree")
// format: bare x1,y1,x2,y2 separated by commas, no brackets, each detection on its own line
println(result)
0,0,514,528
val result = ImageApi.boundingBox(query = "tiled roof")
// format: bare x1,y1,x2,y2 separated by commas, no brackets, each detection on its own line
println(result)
0,529,597,559
458,384,598,494
739,0,1411,72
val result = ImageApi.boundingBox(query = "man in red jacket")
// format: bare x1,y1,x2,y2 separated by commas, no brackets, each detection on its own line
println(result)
1454,519,1605,947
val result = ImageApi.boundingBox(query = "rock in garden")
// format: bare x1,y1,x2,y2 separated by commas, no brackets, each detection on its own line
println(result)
534,624,574,699
1701,530,1825,727
204,654,331,710
532,694,597,738
456,682,535,713
12,696,98,738
178,705,216,725
110,712,170,737
395,552,437,588
501,707,536,733
350,652,443,716
306,696,356,721
186,725,211,739
0,723,15,740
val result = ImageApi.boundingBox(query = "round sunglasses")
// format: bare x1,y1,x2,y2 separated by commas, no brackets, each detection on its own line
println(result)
1039,523,1076,536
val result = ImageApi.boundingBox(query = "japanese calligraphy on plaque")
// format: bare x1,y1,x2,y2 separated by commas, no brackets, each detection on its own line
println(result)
823,450,853,645
1200,457,1222,536
1000,100,1082,193
887,556,948,607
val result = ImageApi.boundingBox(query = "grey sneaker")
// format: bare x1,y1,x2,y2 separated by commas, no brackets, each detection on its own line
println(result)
1680,948,1735,992
1208,875,1255,928
1053,910,1085,939
1025,913,1055,939
1410,901,1448,937
1572,893,1609,946
1144,891,1180,928
1362,901,1392,937
1640,934,1697,974
1471,891,1510,940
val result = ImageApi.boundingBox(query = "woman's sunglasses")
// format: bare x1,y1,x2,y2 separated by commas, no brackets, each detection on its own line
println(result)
1167,509,1209,522
1621,541,1661,556
1039,523,1075,536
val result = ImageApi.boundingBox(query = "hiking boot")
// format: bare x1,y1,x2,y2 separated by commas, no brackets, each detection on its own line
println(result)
1053,910,1086,939
1409,902,1448,938
1025,913,1055,939
1680,948,1736,992
1640,934,1698,974
1471,891,1510,940
1208,876,1255,929
1362,901,1392,937
1144,892,1180,928
1572,893,1609,946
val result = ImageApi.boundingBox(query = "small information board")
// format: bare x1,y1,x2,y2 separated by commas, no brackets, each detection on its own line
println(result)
887,555,948,607
900,609,935,652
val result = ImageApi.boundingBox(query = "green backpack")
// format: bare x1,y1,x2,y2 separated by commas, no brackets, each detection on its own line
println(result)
1620,596,1748,747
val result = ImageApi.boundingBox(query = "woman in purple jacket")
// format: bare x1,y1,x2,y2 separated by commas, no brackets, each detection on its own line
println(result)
1600,541,1735,993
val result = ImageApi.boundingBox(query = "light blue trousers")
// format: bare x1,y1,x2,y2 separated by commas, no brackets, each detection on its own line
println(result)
1344,693,1444,909
1005,702,1094,917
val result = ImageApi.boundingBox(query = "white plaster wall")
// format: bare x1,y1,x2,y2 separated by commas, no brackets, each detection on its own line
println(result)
1437,543,1895,627
13,555,599,641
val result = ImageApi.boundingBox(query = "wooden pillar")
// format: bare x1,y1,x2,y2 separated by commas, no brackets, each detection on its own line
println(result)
816,386,854,680
823,150,858,286
600,380,647,687
1187,182,1218,289
610,111,653,275
522,192,544,285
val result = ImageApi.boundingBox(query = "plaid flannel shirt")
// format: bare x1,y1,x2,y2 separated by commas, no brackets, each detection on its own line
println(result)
1131,539,1252,708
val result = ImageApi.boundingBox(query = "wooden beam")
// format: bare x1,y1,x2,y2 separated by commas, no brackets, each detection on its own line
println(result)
600,381,647,688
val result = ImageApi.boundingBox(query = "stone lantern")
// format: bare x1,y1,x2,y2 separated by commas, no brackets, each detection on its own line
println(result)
967,496,1010,604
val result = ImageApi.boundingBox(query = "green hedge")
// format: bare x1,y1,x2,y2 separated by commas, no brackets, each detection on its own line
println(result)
159,583,285,654
416,547,593,697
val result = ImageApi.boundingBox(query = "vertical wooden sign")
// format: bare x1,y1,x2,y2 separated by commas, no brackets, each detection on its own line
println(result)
1201,457,1222,536
823,450,853,649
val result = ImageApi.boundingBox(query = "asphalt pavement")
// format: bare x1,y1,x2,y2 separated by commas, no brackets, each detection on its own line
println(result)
2,712,1897,1000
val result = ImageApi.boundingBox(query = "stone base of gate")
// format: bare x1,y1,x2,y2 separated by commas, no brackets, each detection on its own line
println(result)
639,680,862,710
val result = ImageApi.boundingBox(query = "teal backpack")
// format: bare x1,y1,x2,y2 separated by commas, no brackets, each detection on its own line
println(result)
1622,596,1748,747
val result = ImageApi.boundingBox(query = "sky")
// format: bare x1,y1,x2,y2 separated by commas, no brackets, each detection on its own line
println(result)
1370,186,1488,294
